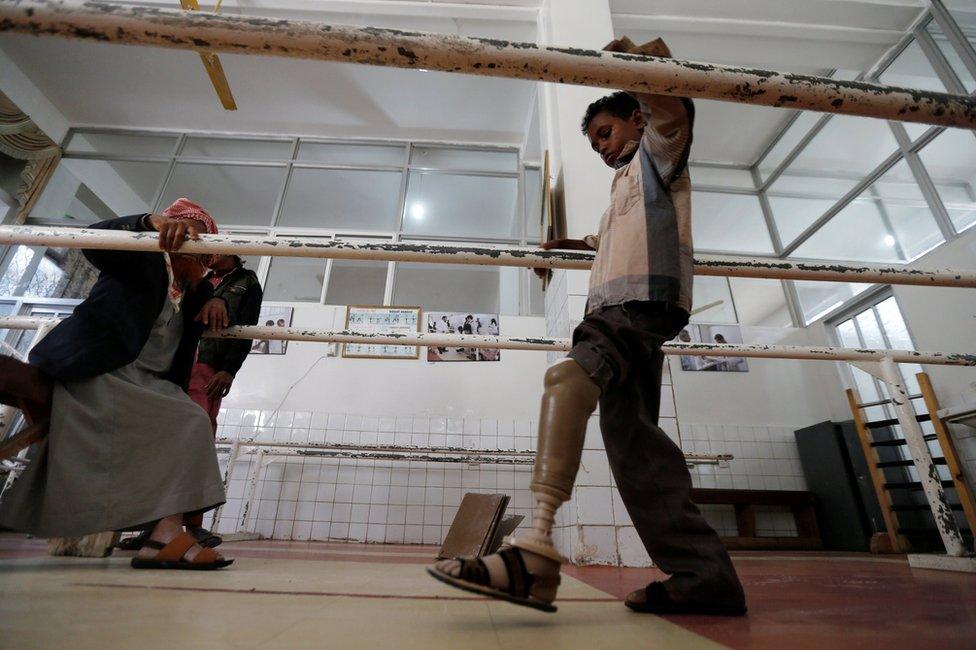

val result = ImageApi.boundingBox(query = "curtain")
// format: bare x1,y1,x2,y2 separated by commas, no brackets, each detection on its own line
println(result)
0,91,61,224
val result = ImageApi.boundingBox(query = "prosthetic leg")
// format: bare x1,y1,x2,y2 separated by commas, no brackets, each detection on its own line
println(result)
508,358,601,563
428,358,600,611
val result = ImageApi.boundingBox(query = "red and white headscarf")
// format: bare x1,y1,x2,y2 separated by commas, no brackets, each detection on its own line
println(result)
160,198,219,310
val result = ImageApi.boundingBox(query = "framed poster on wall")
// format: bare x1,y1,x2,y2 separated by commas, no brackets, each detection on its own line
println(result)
426,312,501,362
342,305,421,359
249,306,294,355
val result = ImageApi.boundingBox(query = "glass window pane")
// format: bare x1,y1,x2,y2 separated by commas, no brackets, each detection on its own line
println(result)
279,168,401,231
181,137,293,161
23,248,97,300
402,172,519,240
766,195,836,247
917,129,976,233
926,22,976,93
757,111,823,183
688,166,755,189
690,276,737,324
945,1,976,49
879,40,950,141
796,281,872,324
31,159,168,223
768,115,900,214
836,319,860,347
298,142,406,166
324,259,388,306
729,277,790,327
794,161,942,263
160,163,286,228
876,297,914,349
65,131,178,157
264,256,326,302
855,309,886,348
691,192,773,253
0,246,35,295
410,147,518,172
393,262,500,313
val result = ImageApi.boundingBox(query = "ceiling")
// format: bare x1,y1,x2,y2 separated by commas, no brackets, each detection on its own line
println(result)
0,0,927,165
611,0,927,164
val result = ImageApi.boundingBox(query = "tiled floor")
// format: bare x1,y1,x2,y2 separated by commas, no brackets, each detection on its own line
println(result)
1,535,974,648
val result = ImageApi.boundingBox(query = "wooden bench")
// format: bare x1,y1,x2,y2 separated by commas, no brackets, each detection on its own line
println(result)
691,488,822,551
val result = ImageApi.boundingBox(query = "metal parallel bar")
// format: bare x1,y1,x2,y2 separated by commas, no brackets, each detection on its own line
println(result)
1,1,975,127
211,439,733,466
3,226,976,288
875,356,966,556
2,316,975,366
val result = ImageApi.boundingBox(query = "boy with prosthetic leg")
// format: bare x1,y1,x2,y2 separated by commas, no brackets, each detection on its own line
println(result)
428,37,746,616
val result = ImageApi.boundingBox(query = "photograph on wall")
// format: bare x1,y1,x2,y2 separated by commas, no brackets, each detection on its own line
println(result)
676,324,749,373
426,312,501,362
342,305,421,359
249,306,294,355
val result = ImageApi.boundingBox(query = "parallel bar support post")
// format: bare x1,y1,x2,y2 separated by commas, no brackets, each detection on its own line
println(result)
917,372,976,549
239,448,266,535
873,357,967,556
210,438,240,533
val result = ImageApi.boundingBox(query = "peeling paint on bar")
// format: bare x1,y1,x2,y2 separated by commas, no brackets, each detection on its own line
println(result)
0,0,974,127
2,226,976,288
1,317,973,366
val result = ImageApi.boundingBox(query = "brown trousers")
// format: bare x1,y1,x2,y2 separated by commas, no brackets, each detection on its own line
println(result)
568,301,745,605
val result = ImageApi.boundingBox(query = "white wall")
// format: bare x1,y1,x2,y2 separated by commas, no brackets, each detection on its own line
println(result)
224,303,547,419
671,325,844,429
892,228,976,486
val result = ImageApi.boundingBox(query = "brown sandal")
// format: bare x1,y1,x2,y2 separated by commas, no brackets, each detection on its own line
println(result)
427,547,559,613
130,532,233,570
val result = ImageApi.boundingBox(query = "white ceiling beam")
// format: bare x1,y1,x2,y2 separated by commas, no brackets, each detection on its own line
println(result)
611,13,905,45
118,0,539,22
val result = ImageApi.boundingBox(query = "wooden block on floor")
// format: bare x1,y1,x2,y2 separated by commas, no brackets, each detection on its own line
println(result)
438,493,509,559
47,532,120,557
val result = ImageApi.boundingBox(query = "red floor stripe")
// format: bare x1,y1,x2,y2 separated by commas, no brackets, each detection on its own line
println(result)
71,581,618,603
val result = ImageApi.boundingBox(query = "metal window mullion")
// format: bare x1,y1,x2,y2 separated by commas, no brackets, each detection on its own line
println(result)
928,0,976,82
759,114,833,192
269,139,299,230
914,22,970,93
781,150,905,257
888,121,956,240
751,167,783,255
150,134,184,213
320,258,333,305
782,280,805,328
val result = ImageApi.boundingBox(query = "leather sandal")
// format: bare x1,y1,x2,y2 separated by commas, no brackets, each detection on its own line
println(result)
130,532,233,570
427,546,559,613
